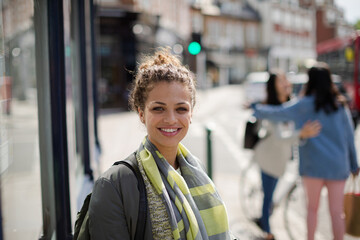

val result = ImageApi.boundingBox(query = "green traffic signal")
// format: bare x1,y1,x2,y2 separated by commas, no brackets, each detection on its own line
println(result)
188,42,201,55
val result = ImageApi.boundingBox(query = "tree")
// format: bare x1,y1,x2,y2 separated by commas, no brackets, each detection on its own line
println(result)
355,20,360,30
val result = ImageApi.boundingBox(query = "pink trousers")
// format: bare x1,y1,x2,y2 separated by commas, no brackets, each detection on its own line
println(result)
302,177,346,240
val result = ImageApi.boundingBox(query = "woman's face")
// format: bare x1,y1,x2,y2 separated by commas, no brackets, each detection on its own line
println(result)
275,74,292,102
138,81,193,153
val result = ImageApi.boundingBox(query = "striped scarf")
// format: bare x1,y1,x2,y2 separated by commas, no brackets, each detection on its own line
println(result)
137,137,230,240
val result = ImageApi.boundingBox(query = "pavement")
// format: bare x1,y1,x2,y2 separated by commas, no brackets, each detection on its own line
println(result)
97,84,360,240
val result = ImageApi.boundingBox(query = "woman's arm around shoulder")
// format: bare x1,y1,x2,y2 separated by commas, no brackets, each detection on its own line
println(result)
251,97,307,122
88,164,140,240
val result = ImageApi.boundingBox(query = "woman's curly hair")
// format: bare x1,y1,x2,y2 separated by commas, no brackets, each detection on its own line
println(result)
129,48,196,113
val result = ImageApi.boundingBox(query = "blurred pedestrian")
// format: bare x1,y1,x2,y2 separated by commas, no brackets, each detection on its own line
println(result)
88,48,234,239
252,62,359,240
252,70,321,240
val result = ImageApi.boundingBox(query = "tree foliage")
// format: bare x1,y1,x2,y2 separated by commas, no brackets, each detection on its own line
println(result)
355,20,360,30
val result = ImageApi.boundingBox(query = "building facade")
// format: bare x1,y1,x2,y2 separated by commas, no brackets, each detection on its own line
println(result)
249,0,316,73
96,0,193,109
314,0,354,44
196,0,263,85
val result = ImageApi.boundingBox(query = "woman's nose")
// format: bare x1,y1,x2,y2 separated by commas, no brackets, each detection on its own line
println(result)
164,111,177,124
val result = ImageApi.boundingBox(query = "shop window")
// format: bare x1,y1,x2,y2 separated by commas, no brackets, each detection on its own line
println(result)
0,0,43,239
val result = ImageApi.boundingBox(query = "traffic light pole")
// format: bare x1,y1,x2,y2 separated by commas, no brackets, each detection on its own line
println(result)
196,52,207,88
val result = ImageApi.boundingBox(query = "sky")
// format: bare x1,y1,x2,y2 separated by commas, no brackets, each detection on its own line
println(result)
335,0,360,24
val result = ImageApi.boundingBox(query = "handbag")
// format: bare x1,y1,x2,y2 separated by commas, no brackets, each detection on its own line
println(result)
344,175,360,237
243,116,260,149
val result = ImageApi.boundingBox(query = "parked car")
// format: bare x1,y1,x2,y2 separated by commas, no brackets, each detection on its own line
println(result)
243,71,269,103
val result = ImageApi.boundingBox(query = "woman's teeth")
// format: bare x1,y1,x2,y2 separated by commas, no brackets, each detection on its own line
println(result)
161,128,177,132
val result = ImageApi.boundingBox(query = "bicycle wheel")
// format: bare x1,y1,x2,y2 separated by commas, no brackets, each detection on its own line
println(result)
283,180,306,240
239,161,263,220
284,180,333,240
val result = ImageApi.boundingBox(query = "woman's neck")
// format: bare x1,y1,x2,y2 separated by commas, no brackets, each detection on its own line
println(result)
160,147,179,169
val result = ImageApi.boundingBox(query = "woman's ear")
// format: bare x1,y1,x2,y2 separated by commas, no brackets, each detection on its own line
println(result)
138,107,145,124
190,110,193,124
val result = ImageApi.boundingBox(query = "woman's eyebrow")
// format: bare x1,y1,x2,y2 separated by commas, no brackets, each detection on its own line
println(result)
151,101,166,105
149,101,190,106
176,102,190,105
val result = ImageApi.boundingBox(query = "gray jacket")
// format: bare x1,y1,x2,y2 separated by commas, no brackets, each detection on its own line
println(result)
88,159,153,240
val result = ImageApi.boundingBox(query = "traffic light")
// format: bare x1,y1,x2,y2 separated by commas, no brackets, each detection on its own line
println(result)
188,32,202,55
188,42,201,55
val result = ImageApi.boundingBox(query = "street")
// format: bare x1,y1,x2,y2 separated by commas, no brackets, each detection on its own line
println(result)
98,84,360,240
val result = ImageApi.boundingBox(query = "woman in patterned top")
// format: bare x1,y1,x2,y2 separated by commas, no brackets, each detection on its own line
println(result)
88,48,234,240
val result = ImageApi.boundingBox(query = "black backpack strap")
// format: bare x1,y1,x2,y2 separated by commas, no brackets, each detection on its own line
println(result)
113,153,147,240
73,193,92,240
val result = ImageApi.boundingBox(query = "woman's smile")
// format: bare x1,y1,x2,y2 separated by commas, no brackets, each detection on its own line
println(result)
159,127,181,135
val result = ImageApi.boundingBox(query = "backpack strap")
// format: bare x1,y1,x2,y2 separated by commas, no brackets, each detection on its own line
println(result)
113,153,147,240
73,194,91,240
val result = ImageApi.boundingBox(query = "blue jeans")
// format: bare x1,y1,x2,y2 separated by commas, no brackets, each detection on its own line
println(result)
260,171,278,233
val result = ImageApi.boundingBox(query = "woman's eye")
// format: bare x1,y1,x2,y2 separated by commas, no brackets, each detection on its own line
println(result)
152,107,164,111
177,107,189,113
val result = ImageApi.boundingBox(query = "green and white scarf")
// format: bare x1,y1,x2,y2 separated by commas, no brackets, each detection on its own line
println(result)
137,137,230,240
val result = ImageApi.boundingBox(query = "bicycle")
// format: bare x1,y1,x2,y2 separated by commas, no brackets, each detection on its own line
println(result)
240,156,333,240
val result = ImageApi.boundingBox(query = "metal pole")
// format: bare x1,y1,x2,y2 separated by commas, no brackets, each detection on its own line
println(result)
206,124,213,179
47,0,73,239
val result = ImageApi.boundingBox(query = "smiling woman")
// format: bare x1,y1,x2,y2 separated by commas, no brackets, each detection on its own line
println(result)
88,48,235,240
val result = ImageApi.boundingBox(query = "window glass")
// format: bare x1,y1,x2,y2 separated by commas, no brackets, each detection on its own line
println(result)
235,24,244,48
246,24,258,48
284,12,291,28
207,19,220,47
0,0,42,239
272,8,281,24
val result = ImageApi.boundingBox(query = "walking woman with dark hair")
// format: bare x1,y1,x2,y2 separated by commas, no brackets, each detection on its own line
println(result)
252,70,321,240
252,63,359,240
